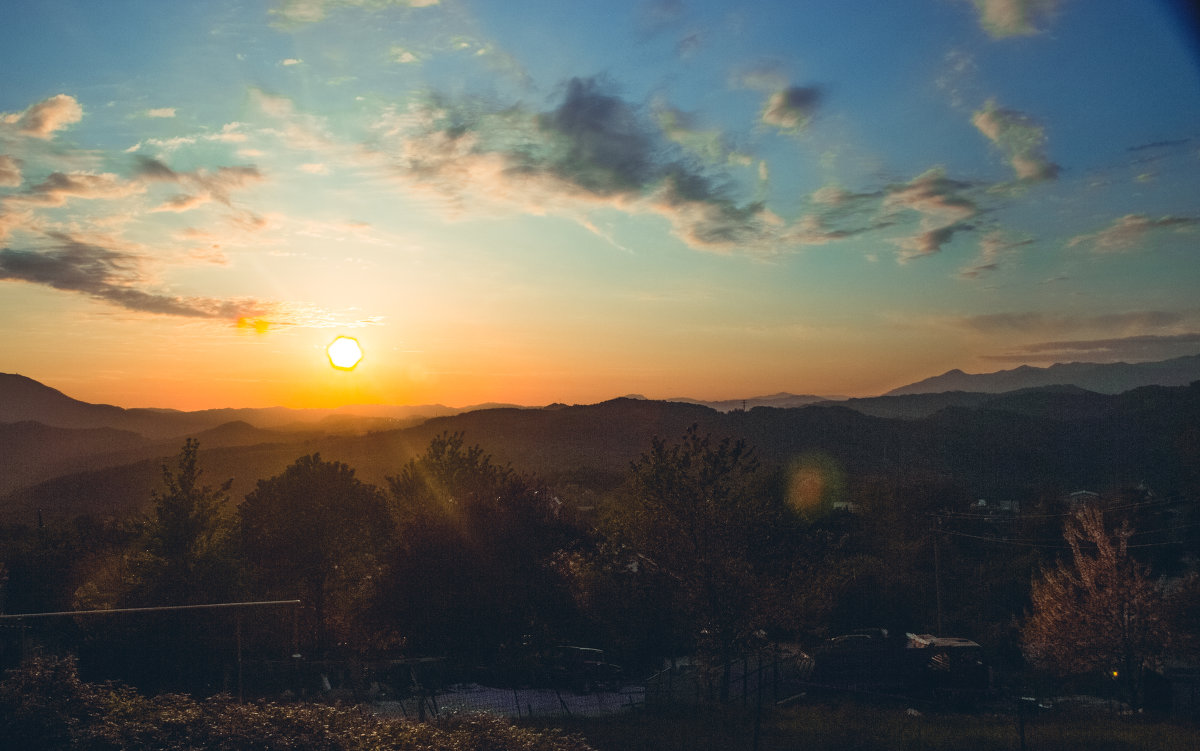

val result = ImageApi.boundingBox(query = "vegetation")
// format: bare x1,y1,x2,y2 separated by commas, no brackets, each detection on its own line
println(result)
0,656,594,750
1,412,1198,740
1023,504,1171,704
241,454,392,655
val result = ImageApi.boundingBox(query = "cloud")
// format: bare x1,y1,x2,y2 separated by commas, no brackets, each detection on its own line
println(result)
882,168,978,259
390,46,420,64
537,78,656,194
145,108,177,118
972,100,1058,181
652,100,728,164
783,214,862,246
958,309,1194,336
388,78,801,254
731,62,790,92
964,0,1060,38
271,0,438,26
133,156,264,211
983,332,1200,363
10,171,143,207
895,225,970,262
883,169,977,224
0,233,267,318
1,94,83,139
0,155,21,187
124,122,248,154
1067,214,1197,252
281,58,304,66
958,230,1032,278
761,86,821,132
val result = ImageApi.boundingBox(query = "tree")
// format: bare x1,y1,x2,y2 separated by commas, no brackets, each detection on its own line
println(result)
603,426,783,698
374,433,579,662
1022,504,1169,704
141,438,234,604
239,454,390,656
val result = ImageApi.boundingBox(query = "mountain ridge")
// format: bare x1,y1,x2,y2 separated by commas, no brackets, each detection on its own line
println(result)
885,354,1200,396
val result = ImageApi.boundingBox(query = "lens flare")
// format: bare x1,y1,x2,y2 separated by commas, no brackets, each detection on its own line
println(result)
326,336,363,370
785,452,846,515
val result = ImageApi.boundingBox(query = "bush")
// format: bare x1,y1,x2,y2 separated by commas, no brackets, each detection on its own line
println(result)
0,656,595,751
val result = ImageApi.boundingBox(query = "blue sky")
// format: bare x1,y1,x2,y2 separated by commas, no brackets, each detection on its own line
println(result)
1,0,1198,409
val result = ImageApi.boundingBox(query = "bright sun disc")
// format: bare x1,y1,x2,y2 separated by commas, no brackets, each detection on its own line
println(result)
327,336,363,370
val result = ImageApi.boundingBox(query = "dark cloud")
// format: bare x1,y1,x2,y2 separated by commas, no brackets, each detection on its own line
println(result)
761,86,822,131
0,233,264,318
396,76,793,253
537,78,656,194
133,155,180,181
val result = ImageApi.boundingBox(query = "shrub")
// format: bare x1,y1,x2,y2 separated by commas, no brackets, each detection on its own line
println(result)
0,656,595,751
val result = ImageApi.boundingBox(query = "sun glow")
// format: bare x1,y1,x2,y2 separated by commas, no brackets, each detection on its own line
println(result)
327,336,363,370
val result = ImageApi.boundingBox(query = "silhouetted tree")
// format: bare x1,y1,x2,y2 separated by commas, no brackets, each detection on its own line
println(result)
1022,504,1169,705
603,426,782,699
134,438,235,605
240,454,390,656
374,433,579,664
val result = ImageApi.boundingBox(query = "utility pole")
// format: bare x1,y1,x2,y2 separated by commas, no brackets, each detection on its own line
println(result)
932,512,943,635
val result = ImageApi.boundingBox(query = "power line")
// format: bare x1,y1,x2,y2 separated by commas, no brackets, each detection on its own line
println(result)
0,599,301,620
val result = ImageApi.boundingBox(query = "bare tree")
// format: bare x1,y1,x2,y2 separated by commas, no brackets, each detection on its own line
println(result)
1022,504,1169,704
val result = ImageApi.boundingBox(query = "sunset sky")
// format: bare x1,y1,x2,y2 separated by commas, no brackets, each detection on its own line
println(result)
3,1,1199,410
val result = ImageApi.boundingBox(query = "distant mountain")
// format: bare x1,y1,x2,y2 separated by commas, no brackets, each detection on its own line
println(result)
885,354,1200,396
668,392,837,412
7,383,1200,525
0,373,507,440
0,421,152,496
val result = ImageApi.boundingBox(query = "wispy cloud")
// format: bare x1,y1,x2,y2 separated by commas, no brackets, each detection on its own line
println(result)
1067,214,1197,252
652,99,730,165
958,230,1032,278
972,99,1058,181
390,46,420,64
963,0,1061,39
7,171,143,207
1,94,83,139
0,155,21,187
134,156,264,212
125,122,248,154
957,309,1196,336
270,0,438,26
145,108,177,118
983,332,1200,363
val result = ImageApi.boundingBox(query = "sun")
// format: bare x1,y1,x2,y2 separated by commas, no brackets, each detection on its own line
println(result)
327,336,363,370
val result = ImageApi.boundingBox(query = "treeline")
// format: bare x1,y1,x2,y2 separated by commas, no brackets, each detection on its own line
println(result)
1,428,1197,699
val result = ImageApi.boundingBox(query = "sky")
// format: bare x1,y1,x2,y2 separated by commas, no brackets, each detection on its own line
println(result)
2,0,1199,410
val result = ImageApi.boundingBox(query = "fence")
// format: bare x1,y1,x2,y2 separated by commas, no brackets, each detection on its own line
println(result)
644,647,810,707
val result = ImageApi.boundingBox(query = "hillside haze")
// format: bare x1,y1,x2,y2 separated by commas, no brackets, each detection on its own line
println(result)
2,366,1199,525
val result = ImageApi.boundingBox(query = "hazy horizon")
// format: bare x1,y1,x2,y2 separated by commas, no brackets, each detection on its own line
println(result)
3,2,1199,411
